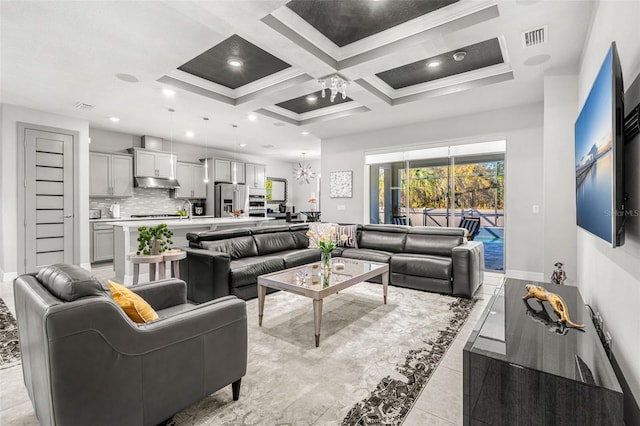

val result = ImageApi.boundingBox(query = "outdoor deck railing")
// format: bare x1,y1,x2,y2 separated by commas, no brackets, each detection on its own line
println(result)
379,208,504,230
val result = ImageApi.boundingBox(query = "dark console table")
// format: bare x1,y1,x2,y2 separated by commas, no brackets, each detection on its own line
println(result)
464,278,623,425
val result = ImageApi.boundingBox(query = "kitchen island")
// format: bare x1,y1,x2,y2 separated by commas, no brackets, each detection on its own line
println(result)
107,217,273,285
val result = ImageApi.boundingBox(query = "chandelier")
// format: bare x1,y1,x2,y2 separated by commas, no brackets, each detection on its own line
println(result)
318,74,348,102
293,153,316,184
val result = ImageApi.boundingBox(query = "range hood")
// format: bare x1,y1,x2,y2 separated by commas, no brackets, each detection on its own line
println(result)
134,177,180,189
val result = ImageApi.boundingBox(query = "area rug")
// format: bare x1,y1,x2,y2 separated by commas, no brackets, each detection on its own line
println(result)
169,283,475,425
0,298,21,370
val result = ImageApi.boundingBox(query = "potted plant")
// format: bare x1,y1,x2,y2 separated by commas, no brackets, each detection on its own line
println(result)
136,223,174,255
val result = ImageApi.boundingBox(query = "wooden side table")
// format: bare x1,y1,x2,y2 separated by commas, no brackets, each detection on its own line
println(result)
128,253,163,285
161,249,187,280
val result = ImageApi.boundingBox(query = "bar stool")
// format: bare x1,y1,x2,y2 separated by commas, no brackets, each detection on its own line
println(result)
161,249,187,280
129,253,163,285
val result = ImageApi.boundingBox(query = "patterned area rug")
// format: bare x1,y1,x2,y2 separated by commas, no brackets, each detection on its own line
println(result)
170,283,475,425
0,298,21,369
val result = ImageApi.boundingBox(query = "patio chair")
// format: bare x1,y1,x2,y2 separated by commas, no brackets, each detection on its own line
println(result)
392,216,412,226
459,217,481,240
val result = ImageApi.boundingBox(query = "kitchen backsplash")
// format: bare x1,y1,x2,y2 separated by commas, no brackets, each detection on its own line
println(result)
90,188,194,218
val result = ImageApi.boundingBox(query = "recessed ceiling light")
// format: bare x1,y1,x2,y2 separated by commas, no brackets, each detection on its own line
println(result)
227,58,243,67
427,60,442,68
185,131,194,138
301,131,310,136
248,114,258,121
239,143,247,147
109,117,120,122
306,95,318,102
162,88,176,97
115,73,139,83
452,51,467,62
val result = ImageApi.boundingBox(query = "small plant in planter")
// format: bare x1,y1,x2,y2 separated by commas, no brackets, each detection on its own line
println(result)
136,223,174,255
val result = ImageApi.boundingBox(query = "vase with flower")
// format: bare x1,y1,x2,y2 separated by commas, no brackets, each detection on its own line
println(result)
306,226,347,276
308,194,318,212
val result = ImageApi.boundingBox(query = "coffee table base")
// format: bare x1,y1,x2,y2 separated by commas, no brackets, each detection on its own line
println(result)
257,260,389,347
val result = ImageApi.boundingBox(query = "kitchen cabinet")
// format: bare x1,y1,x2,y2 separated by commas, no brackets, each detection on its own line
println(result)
89,152,133,197
214,159,245,184
134,149,176,178
91,223,114,262
174,162,207,199
245,163,266,189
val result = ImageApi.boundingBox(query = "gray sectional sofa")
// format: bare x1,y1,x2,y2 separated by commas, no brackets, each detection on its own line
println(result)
181,223,484,303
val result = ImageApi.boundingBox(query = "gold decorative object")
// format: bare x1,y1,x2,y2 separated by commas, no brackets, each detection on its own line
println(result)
522,285,584,328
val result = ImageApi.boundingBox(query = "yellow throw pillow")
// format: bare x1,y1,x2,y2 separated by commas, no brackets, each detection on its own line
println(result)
108,280,159,323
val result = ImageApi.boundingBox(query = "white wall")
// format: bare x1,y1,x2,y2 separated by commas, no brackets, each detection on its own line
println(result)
321,103,545,276
576,0,640,406
543,74,579,283
1,104,90,279
290,159,321,213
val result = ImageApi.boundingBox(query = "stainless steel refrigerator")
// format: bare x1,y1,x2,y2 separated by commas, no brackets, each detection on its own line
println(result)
214,183,248,217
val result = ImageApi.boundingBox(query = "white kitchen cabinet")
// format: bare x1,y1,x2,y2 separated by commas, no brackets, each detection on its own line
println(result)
246,163,266,189
193,165,207,198
214,159,245,183
156,152,175,178
174,162,207,199
91,223,114,262
90,152,133,197
135,149,176,178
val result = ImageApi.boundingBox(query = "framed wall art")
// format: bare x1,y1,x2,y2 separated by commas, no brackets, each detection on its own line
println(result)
329,170,353,198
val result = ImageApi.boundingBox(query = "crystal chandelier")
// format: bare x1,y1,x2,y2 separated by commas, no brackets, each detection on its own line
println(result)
293,153,316,184
318,74,348,102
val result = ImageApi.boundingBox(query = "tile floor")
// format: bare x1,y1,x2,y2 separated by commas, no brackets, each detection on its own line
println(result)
0,266,502,425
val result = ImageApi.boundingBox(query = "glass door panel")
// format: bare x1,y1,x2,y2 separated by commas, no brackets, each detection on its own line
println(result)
369,152,505,271
407,159,452,227
452,155,504,271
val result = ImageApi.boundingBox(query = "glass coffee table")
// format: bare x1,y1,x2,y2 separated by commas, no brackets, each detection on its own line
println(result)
257,257,389,347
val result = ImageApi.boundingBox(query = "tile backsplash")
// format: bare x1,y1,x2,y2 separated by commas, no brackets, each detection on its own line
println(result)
90,188,192,218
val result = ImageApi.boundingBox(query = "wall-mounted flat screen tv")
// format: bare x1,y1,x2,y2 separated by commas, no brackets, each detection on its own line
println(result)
575,42,625,247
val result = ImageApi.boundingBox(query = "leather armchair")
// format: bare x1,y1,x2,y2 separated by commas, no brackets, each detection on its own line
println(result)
14,264,247,426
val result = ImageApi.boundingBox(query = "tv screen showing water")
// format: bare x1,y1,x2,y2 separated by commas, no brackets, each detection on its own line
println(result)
575,47,613,243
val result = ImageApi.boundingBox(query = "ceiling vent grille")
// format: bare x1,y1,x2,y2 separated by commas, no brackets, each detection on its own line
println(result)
73,102,95,110
521,26,547,48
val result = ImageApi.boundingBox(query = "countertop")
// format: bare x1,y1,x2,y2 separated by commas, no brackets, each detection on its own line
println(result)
105,216,274,228
90,215,218,223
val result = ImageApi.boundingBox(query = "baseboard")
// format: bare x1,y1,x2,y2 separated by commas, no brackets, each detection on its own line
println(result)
505,269,545,282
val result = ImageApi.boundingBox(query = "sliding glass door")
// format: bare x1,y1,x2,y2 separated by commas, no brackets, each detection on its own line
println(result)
369,151,505,271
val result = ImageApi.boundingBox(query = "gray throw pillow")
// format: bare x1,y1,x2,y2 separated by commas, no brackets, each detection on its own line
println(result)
336,225,358,248
36,264,107,302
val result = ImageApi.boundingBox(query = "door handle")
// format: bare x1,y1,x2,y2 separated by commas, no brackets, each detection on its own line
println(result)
64,214,73,218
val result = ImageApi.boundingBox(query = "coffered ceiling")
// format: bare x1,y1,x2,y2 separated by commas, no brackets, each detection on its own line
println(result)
0,0,595,160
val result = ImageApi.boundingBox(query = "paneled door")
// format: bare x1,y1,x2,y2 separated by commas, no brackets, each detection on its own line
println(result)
23,127,75,272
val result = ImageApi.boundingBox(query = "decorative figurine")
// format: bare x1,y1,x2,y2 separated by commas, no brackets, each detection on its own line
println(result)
522,299,569,335
550,262,567,285
523,284,584,328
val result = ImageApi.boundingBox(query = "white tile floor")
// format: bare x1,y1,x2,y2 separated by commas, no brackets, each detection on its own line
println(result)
0,267,502,425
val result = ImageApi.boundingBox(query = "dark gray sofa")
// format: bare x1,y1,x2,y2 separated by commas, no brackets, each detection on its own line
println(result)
181,223,484,302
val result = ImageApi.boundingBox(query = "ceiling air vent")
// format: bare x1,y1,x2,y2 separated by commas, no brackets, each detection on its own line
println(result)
73,102,95,110
521,26,548,48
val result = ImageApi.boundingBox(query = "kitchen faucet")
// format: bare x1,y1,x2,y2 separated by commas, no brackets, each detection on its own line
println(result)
182,199,192,220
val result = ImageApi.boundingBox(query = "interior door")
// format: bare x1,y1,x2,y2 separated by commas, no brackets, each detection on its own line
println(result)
24,127,74,272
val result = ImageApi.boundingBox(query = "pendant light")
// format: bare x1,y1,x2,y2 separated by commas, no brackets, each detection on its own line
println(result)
232,124,238,185
203,117,210,184
168,108,175,180
294,152,316,184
